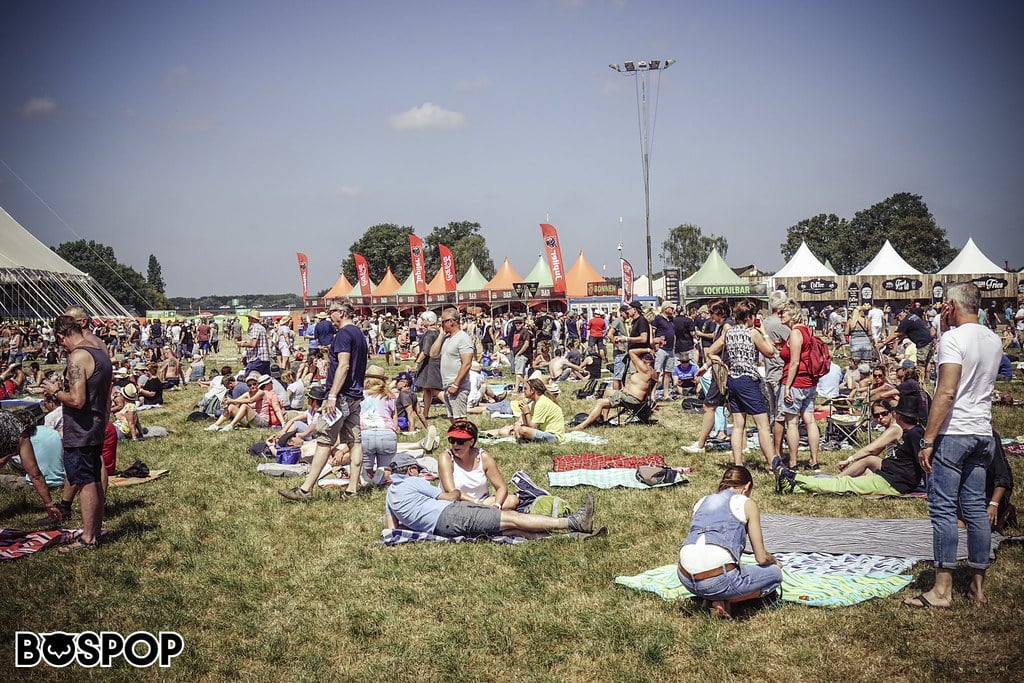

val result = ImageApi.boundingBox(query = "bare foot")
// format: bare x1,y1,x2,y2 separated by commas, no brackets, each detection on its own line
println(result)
708,600,733,619
966,589,988,604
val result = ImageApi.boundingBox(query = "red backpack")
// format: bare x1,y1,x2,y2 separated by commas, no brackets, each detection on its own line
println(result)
800,326,832,381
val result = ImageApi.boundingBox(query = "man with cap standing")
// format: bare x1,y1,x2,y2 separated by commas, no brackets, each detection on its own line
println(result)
240,310,272,377
651,304,677,400
380,312,398,366
881,307,935,372
432,308,474,425
314,306,340,354
280,303,368,502
904,282,1002,609
608,307,630,390
586,310,607,359
385,452,597,537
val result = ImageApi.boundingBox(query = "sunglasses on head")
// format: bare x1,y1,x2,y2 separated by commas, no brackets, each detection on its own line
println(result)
873,410,891,418
448,437,469,446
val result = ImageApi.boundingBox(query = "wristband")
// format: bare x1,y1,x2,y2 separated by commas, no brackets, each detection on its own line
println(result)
988,501,999,507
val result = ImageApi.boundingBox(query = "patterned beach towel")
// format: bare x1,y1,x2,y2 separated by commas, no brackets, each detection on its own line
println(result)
0,528,81,560
547,468,687,490
615,552,914,608
378,529,534,545
551,454,666,472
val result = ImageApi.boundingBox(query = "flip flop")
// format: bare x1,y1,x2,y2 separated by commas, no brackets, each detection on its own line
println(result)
902,594,948,609
58,538,98,554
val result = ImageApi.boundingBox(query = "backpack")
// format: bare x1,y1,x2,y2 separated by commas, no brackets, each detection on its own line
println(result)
801,326,832,381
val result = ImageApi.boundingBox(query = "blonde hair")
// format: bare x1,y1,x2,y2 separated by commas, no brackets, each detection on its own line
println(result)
363,376,389,398
781,299,804,324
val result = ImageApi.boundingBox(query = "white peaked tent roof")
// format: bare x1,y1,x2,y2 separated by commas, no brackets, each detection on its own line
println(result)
856,240,920,276
772,241,836,278
0,206,132,318
937,237,1006,275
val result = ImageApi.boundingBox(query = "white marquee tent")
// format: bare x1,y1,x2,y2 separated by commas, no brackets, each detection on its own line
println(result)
0,206,132,319
937,237,1006,275
772,241,836,278
855,240,920,276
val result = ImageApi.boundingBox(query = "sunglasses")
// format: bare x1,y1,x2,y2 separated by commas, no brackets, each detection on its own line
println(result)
873,410,891,418
448,437,469,446
872,374,884,379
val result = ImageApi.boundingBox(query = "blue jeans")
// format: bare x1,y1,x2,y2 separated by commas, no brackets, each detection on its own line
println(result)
361,428,398,481
677,563,782,601
927,433,995,569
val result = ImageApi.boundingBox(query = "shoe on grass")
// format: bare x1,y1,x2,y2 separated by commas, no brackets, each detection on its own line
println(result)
204,424,221,431
279,486,312,502
770,456,785,475
776,467,797,494
681,441,704,454
567,492,594,533
422,425,439,452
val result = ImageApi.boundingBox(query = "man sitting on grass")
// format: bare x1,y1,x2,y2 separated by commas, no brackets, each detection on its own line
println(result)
385,453,596,537
568,347,656,431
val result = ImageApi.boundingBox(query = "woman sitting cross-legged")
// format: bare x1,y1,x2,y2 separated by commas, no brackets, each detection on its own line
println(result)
438,421,519,510
776,393,925,496
678,465,782,619
482,378,565,443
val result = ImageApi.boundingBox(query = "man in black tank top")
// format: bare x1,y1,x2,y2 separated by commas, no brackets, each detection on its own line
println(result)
41,315,113,550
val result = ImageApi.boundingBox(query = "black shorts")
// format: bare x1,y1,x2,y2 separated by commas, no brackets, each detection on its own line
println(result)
64,444,103,485
434,502,501,537
703,377,727,408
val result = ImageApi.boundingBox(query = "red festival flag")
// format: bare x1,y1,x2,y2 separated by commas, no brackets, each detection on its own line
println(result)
353,253,372,295
539,223,566,293
296,252,309,300
408,234,426,295
621,258,634,304
438,243,457,292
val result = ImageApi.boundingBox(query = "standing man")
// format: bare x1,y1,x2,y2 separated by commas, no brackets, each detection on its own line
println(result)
608,307,630,390
651,304,677,400
586,310,606,359
673,306,696,366
380,312,398,366
508,317,533,393
196,318,212,358
904,282,1001,609
41,315,112,551
882,308,935,371
241,310,272,377
433,308,475,425
280,303,367,502
762,292,791,458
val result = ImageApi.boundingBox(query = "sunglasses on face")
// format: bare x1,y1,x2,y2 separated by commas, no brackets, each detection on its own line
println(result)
873,410,891,418
448,437,469,446
873,374,884,379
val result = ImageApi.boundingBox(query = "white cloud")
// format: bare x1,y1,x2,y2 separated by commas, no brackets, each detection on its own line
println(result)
454,74,490,91
340,185,365,197
20,96,57,119
389,103,465,131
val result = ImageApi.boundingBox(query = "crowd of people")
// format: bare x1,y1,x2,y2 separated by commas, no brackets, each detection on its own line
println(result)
0,284,1018,613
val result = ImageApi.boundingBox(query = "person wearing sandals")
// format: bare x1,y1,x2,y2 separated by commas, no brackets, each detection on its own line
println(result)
437,421,519,510
777,299,822,471
678,466,782,619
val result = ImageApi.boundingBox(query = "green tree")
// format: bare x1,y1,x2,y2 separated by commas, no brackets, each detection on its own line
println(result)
52,240,170,313
423,221,495,277
451,234,496,279
342,223,415,285
660,224,729,278
781,194,957,275
779,213,854,273
146,254,166,293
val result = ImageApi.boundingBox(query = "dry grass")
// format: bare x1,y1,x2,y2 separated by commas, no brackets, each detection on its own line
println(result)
1,351,1022,681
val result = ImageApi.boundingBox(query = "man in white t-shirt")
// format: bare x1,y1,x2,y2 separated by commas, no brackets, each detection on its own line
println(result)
432,308,475,423
867,304,884,341
904,282,1001,610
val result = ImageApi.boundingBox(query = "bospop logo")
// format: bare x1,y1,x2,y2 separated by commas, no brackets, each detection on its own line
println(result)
545,236,556,248
411,246,420,256
16,630,184,669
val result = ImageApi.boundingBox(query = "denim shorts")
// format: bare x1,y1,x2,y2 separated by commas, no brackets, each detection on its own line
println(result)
434,502,501,537
778,385,816,415
727,376,767,416
63,444,103,485
530,430,558,443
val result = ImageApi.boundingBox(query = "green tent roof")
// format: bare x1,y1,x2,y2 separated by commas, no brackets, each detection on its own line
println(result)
522,255,554,287
685,248,745,285
395,271,418,295
457,262,490,292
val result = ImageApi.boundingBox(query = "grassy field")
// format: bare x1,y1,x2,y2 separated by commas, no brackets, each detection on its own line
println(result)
2,349,1023,682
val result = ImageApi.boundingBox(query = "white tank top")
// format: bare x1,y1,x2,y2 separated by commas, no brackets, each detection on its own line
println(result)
451,449,488,500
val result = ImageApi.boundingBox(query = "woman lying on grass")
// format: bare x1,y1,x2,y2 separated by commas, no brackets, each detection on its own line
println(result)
678,465,782,619
437,420,518,510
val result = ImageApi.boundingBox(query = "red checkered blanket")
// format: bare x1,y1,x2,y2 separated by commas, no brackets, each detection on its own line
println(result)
551,453,666,472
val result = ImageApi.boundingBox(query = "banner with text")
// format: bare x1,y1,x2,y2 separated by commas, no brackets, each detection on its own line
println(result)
353,253,372,295
408,234,426,295
539,223,567,293
621,259,634,304
438,243,457,292
296,252,309,300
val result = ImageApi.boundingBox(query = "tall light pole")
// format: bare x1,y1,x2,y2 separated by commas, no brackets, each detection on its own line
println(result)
610,59,675,296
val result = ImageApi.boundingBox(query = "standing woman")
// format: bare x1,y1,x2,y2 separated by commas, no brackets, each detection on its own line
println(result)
678,466,782,619
437,420,518,510
413,311,443,423
357,364,398,486
778,299,822,471
846,304,875,364
705,300,777,468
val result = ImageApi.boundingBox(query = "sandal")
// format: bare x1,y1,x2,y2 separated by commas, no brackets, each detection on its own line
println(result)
339,490,359,500
59,538,98,553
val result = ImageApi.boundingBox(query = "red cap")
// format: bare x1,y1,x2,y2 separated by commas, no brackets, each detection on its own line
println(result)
447,428,473,440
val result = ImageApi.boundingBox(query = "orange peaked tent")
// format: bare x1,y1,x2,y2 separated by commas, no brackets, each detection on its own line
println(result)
485,257,523,290
323,270,354,299
371,267,402,296
426,268,447,294
565,251,606,298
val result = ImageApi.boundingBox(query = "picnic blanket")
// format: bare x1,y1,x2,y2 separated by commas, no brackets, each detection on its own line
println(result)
379,528,534,545
563,431,609,446
109,468,169,487
0,528,103,560
755,513,1012,561
615,552,914,608
548,468,687,490
551,454,666,472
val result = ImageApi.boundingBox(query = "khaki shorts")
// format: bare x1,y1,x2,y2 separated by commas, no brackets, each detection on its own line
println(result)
608,390,641,408
315,397,362,447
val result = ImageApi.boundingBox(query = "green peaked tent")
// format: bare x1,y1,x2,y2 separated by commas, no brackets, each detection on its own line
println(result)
457,262,490,292
683,248,767,301
395,271,417,295
522,255,554,287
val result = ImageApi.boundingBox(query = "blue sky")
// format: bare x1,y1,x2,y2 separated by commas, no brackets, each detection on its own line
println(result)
2,0,1022,298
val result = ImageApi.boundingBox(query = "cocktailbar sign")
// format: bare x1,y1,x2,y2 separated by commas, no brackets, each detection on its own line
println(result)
683,283,768,298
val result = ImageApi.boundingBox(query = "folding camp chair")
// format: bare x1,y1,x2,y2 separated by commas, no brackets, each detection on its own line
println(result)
823,397,870,448
606,379,658,426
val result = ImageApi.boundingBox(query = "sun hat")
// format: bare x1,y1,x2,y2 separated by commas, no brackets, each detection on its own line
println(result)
257,374,273,387
246,309,261,320
365,365,387,379
307,385,326,401
545,381,561,396
899,359,916,370
120,383,139,399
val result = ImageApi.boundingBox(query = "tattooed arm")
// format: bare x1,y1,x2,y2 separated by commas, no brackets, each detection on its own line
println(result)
60,348,96,409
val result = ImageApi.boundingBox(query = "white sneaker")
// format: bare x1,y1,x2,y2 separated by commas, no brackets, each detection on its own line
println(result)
423,425,439,452
681,441,704,453
205,424,221,431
